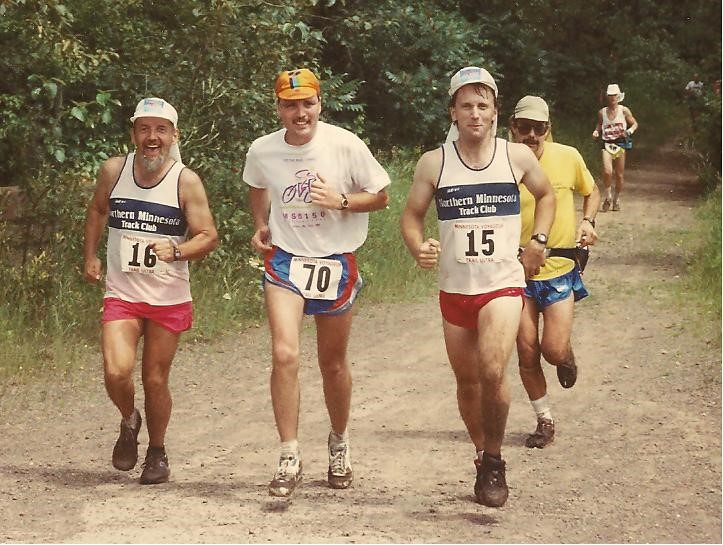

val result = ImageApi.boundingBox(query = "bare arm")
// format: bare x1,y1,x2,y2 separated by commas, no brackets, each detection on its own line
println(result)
310,174,389,212
623,107,638,135
151,169,218,263
83,157,124,282
592,109,603,138
400,149,441,269
577,184,601,246
249,186,272,253
510,143,556,277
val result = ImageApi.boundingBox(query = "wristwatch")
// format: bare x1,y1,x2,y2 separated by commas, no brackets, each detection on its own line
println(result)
340,193,349,210
172,243,182,262
531,233,548,246
583,217,596,228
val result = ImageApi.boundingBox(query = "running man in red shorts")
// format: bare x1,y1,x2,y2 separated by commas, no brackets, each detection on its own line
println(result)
83,98,218,484
401,67,555,507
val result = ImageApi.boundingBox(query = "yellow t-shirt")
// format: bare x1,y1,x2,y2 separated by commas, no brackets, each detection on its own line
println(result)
520,141,595,280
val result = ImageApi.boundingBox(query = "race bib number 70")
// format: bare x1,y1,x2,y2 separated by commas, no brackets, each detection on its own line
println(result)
289,256,342,300
119,234,169,275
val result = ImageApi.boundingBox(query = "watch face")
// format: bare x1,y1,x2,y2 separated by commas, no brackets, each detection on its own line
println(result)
534,234,548,244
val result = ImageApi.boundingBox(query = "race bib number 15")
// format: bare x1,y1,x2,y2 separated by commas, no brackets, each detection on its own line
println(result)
289,256,342,300
120,234,169,275
453,223,497,263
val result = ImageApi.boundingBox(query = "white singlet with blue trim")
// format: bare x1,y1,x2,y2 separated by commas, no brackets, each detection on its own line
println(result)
105,153,191,305
436,138,525,295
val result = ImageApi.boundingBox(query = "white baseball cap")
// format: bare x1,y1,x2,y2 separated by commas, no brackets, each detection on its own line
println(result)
130,97,178,126
449,66,498,98
606,84,625,102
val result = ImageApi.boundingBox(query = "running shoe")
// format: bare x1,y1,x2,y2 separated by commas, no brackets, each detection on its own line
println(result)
612,201,621,211
139,446,170,484
474,454,509,507
268,454,302,497
525,417,555,448
601,199,611,212
327,433,353,489
112,408,142,471
557,358,578,388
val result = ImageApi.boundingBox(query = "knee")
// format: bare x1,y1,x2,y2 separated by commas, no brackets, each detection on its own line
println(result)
104,362,132,387
319,357,348,379
540,341,570,366
142,368,170,393
479,365,505,389
272,343,300,372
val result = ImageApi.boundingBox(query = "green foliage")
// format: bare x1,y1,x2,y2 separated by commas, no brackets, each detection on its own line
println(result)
314,0,489,148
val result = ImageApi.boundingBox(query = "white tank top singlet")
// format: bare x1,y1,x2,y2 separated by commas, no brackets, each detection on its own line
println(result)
435,138,525,295
601,106,627,141
105,153,191,305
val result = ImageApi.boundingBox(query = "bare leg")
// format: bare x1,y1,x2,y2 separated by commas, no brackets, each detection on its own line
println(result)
265,283,305,442
517,298,546,401
475,296,522,456
315,310,354,434
443,321,485,452
140,320,180,448
102,319,143,419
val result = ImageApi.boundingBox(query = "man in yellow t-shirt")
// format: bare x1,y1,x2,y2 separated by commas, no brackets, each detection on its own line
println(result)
513,96,601,448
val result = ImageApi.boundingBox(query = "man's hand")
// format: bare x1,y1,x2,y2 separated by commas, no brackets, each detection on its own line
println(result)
520,240,545,279
83,256,103,283
592,129,600,139
416,238,440,269
576,221,598,247
251,225,273,253
149,239,176,263
310,174,343,210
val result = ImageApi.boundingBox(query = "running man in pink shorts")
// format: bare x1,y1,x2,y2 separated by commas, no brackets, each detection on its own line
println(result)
401,67,555,507
83,98,218,484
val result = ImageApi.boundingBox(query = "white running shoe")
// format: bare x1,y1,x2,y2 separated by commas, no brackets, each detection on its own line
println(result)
268,453,302,497
327,433,353,489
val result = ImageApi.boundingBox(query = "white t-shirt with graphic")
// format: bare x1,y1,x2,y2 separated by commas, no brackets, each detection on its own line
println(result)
243,121,391,257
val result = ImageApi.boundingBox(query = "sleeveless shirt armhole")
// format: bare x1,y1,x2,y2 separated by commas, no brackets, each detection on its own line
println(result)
109,154,130,195
434,145,446,190
504,141,520,185
176,165,186,210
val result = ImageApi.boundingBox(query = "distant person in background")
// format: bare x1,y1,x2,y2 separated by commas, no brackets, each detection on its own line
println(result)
401,66,555,507
592,83,638,212
510,96,600,448
83,97,218,484
243,68,391,498
684,74,705,126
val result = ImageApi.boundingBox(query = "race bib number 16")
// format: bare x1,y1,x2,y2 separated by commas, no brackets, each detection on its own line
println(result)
120,234,169,275
289,256,342,300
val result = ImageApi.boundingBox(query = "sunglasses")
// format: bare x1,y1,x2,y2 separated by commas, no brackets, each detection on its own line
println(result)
514,120,549,136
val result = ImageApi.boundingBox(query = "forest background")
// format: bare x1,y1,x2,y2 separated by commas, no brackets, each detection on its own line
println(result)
0,0,720,375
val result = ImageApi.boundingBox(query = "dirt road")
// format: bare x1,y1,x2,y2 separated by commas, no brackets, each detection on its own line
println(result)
1,141,720,543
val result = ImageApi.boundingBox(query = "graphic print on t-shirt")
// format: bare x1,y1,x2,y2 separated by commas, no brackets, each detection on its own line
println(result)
280,168,328,229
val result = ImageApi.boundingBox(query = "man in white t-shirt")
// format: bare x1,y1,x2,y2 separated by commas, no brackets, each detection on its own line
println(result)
243,68,391,498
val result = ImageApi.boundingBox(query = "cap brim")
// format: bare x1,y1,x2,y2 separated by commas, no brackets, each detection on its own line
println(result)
276,88,318,100
130,113,177,125
515,112,549,122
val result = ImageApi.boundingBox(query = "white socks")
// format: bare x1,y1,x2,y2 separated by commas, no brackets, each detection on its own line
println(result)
280,439,299,458
530,394,553,422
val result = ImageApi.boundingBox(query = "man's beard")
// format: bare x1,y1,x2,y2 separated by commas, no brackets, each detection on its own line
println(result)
140,152,166,172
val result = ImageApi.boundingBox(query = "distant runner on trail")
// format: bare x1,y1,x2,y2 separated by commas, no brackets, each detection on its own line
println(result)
83,98,218,485
592,83,639,212
510,96,600,449
243,67,391,498
401,66,555,507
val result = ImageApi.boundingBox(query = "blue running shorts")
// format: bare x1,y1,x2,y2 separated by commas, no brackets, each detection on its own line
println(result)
523,267,588,309
263,246,362,316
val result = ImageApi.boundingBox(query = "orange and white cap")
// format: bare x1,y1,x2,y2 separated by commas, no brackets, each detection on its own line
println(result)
274,68,321,100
